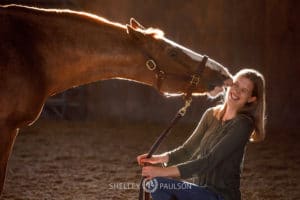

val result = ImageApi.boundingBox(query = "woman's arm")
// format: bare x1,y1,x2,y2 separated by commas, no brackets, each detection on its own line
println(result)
166,108,212,166
137,152,169,165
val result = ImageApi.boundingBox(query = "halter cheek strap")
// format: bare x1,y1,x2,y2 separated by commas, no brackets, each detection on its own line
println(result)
146,59,166,91
184,55,208,100
145,55,209,98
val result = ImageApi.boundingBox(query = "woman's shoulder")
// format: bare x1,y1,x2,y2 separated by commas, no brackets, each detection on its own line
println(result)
205,106,215,114
202,107,215,119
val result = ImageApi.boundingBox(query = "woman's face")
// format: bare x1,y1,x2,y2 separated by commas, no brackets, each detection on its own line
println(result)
226,75,256,110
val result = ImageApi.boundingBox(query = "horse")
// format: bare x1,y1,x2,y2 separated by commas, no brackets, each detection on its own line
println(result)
0,4,232,195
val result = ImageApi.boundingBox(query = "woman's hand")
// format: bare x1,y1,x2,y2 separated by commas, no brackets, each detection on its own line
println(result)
137,153,169,166
142,166,180,179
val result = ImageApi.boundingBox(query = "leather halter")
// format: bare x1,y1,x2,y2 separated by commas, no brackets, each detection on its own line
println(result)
145,55,209,99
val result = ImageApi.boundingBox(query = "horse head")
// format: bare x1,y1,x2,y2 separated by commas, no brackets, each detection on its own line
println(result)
127,18,232,98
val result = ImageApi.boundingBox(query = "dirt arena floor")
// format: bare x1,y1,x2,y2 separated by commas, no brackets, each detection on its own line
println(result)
1,120,299,200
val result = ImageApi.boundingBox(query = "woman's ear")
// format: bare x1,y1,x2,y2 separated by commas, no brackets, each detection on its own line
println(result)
247,96,257,103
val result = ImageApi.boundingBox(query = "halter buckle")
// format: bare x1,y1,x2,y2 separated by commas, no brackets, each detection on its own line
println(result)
190,74,200,86
146,59,157,71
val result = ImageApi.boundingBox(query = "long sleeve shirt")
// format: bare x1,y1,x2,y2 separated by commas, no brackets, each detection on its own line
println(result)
166,107,254,200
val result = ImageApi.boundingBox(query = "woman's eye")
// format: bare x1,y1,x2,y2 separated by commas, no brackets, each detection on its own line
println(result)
241,89,249,94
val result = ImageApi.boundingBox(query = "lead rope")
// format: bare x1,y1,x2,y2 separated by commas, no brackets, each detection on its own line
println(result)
138,98,192,200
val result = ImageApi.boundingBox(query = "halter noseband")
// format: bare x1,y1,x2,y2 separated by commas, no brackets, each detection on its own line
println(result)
145,55,209,99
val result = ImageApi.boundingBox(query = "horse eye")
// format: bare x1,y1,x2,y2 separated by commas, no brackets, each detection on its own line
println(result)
168,49,178,58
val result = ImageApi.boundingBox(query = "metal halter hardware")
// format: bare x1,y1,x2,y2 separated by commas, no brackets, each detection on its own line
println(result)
145,59,166,91
190,74,200,85
145,55,209,97
146,59,156,71
178,97,192,116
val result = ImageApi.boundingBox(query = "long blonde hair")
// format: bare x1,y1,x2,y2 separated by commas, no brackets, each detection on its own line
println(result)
214,69,266,142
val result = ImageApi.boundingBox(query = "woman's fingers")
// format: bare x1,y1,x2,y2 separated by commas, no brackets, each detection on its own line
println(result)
137,154,165,166
142,166,163,178
141,158,153,164
137,154,158,165
137,153,148,165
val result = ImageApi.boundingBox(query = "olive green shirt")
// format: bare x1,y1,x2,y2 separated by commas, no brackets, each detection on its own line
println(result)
166,108,254,200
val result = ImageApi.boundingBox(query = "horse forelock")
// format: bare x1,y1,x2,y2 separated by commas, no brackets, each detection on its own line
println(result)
142,28,165,39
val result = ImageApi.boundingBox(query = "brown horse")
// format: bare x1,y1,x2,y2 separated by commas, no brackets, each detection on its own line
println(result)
0,4,232,195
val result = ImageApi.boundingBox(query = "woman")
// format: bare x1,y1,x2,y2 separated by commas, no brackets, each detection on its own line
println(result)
137,69,266,200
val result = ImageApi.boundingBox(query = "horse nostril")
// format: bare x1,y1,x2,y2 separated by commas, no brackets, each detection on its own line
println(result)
168,49,178,58
208,84,215,91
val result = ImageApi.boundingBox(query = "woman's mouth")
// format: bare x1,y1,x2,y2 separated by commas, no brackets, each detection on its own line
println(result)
230,92,239,101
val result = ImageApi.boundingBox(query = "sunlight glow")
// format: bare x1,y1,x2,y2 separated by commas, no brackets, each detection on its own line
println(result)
163,92,184,98
4,4,126,29
163,92,206,98
144,28,165,39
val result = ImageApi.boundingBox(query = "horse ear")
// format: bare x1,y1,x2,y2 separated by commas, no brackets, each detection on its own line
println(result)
126,24,144,40
130,18,145,30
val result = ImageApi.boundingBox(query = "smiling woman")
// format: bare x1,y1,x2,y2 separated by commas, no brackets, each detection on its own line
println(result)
137,69,266,200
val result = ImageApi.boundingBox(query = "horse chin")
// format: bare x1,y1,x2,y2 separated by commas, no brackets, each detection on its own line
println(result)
163,92,184,98
207,90,224,99
163,92,219,98
191,92,206,97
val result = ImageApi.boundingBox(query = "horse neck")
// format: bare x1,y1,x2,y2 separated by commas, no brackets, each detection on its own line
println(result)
20,8,154,95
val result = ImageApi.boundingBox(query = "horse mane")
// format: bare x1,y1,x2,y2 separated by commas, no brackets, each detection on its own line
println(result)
2,4,167,40
1,4,127,30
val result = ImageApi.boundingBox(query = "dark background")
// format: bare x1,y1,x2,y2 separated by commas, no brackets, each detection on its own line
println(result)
2,0,299,135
